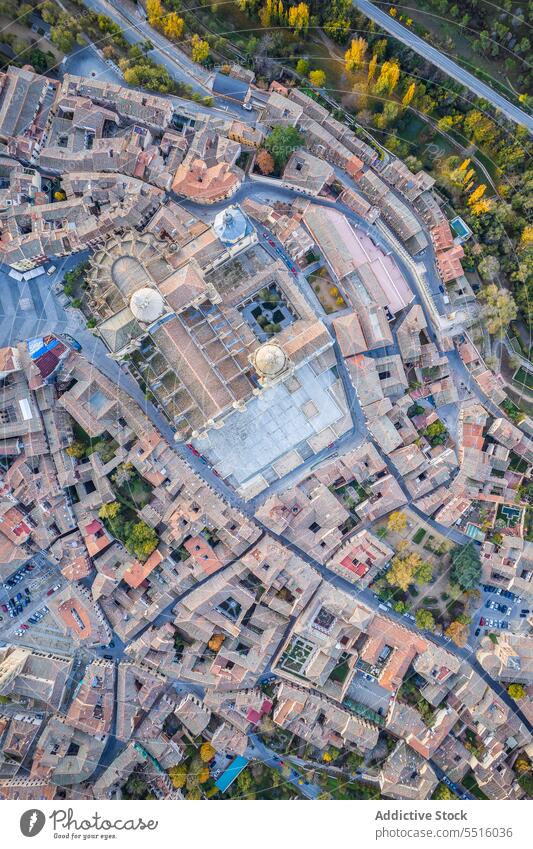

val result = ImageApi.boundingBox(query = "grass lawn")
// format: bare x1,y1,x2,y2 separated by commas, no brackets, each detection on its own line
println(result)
513,367,533,392
412,528,427,544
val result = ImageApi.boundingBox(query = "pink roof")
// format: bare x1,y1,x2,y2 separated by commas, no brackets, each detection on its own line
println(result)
85,519,102,535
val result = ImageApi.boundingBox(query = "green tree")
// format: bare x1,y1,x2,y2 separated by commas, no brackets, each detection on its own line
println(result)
264,126,303,170
295,58,309,76
450,543,481,590
125,521,158,562
433,782,456,800
415,609,435,631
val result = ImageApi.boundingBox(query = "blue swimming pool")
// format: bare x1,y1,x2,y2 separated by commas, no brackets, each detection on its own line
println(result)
215,756,249,793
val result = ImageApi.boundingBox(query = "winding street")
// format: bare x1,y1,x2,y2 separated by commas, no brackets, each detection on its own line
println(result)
351,0,533,132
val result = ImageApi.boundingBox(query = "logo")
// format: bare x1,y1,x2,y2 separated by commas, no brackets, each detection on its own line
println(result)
20,809,46,838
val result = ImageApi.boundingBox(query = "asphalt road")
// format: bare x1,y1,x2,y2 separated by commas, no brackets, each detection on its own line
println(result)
352,0,533,132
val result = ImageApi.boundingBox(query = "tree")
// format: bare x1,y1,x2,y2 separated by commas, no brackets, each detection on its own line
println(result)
198,766,210,783
387,511,407,533
450,543,481,590
445,620,468,647
295,58,309,76
479,284,517,335
309,69,326,87
402,81,415,108
288,2,309,35
54,190,66,201
368,54,378,84
345,37,367,72
264,126,303,170
415,560,433,585
191,34,209,64
468,184,487,206
146,0,163,26
387,549,424,592
433,782,456,800
125,521,158,562
168,763,187,788
200,742,216,763
478,255,500,282
508,683,526,700
374,60,401,95
208,633,225,651
164,13,185,41
66,441,86,459
256,148,275,175
415,609,435,631
98,501,121,521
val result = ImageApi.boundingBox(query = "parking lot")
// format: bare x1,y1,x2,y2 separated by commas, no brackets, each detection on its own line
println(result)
471,583,528,642
0,555,65,646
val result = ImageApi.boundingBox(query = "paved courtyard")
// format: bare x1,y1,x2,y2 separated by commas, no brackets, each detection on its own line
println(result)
195,362,348,488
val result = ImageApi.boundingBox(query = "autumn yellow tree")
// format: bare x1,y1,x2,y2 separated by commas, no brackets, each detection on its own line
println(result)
288,2,309,35
168,763,187,789
445,620,468,647
386,549,423,592
368,53,378,84
374,59,401,95
308,69,326,87
468,184,487,206
146,0,163,27
199,742,216,763
164,12,184,41
345,37,367,72
520,224,533,250
208,633,225,651
99,501,121,520
191,33,209,64
402,81,415,108
471,198,495,215
198,766,210,783
387,511,408,533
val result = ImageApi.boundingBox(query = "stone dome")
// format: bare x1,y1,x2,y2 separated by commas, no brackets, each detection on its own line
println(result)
129,287,165,323
252,342,287,378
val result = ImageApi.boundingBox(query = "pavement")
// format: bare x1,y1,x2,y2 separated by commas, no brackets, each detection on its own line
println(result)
351,0,533,132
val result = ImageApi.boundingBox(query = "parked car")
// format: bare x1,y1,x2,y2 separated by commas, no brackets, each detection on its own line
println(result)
474,628,481,637
486,600,510,614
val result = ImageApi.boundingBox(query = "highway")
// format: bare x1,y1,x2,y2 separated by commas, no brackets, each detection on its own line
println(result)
352,0,533,132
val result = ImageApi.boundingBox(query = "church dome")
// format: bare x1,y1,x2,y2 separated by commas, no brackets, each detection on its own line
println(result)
129,287,165,323
252,342,287,378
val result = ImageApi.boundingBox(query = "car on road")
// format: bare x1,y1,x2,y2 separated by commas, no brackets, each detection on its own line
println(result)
15,628,24,637
103,654,114,660
1,604,7,613
438,285,445,294
474,628,481,637
290,266,297,274
479,617,486,626
46,265,57,276
268,239,275,247
20,624,29,630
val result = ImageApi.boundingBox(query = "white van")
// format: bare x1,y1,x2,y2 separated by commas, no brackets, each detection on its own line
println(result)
46,265,57,276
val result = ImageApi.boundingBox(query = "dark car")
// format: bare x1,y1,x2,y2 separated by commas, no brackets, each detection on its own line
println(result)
479,617,486,626
474,628,481,637
1,604,7,613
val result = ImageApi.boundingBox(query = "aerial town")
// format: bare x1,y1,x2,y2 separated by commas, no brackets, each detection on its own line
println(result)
0,0,531,805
